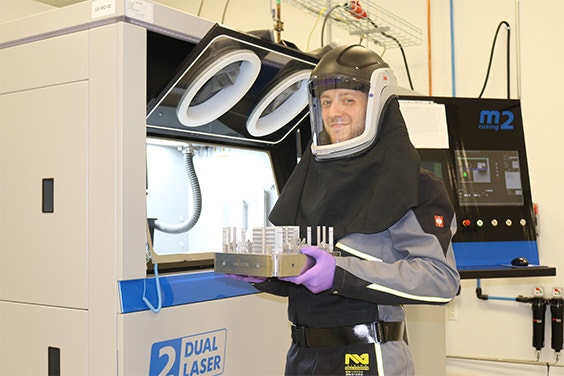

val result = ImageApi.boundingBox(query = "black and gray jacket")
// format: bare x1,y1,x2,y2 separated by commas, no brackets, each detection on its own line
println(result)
256,168,460,328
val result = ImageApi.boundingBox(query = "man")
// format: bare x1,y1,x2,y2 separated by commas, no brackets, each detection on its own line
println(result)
233,44,460,375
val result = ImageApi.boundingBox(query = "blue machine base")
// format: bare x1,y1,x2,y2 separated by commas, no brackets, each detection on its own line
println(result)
119,271,259,313
453,240,539,268
119,240,542,312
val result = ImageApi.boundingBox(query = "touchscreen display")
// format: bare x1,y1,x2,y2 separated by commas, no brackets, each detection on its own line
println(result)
455,150,524,206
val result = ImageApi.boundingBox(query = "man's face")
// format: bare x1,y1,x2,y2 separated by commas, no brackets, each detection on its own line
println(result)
320,88,368,144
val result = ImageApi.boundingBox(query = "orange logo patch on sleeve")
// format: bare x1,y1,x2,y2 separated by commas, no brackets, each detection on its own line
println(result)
434,215,444,228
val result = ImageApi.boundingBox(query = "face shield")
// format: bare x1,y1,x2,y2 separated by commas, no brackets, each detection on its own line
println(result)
308,68,397,160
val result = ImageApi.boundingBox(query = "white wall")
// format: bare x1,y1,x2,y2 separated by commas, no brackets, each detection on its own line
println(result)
2,0,562,374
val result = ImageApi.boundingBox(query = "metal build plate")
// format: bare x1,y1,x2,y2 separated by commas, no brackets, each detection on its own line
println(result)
214,252,307,277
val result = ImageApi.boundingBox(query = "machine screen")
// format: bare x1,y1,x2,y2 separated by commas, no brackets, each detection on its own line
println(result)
455,150,524,206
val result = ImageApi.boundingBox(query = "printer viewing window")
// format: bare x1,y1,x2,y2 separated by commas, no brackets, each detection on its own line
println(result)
455,150,524,206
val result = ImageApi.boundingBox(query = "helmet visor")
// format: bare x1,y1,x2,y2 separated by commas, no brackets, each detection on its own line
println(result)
308,75,370,150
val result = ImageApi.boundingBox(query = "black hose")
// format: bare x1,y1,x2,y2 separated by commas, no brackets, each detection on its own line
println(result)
321,4,344,47
367,18,414,91
478,21,511,98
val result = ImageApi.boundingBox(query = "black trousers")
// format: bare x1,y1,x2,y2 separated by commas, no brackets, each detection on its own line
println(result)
285,342,379,376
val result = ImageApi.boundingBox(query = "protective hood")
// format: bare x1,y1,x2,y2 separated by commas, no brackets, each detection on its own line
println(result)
268,97,420,241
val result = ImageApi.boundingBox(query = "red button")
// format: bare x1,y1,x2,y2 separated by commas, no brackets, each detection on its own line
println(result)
462,219,472,227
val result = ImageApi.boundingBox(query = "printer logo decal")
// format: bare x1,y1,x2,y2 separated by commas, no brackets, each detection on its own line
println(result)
478,110,514,131
149,329,226,376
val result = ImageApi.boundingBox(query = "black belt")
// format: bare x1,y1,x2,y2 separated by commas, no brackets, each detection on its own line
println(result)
291,321,406,347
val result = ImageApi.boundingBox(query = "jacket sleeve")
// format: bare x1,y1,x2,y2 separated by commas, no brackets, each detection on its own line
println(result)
252,278,290,297
330,170,460,305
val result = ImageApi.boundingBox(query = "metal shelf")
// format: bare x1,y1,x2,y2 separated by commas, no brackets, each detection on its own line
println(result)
284,0,422,49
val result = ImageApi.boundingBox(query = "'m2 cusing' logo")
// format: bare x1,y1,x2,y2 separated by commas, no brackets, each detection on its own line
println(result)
478,110,515,131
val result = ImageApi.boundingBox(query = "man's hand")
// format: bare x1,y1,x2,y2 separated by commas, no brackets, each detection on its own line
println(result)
280,246,336,294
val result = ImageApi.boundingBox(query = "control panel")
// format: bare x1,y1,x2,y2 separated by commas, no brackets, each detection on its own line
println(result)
401,96,552,278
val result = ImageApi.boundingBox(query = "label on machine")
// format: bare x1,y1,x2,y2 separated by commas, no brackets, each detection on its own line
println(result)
149,329,226,376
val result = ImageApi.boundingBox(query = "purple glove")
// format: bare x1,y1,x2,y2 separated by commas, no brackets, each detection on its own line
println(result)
224,274,267,284
280,246,336,294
